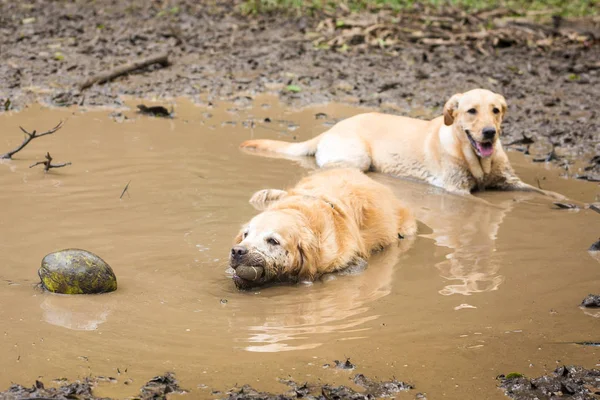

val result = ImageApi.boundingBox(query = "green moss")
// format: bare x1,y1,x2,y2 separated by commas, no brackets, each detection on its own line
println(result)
286,84,302,93
505,372,525,379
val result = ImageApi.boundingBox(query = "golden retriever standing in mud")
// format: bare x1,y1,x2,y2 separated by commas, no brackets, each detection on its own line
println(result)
241,88,562,198
229,168,417,289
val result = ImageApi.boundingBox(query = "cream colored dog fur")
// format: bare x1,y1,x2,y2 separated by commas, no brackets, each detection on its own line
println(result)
240,88,562,198
229,168,416,289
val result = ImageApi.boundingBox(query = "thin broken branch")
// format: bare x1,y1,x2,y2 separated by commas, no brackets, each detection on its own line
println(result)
29,152,71,172
79,52,170,91
1,121,64,159
533,147,562,163
507,132,535,146
120,180,131,199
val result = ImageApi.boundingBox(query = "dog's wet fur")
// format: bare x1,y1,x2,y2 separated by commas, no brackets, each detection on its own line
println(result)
229,168,416,289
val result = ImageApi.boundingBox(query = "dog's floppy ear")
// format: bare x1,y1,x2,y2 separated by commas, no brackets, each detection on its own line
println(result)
291,239,319,282
249,189,288,211
443,93,463,126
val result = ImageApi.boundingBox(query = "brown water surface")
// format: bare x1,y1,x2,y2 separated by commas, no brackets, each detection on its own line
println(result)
0,98,599,399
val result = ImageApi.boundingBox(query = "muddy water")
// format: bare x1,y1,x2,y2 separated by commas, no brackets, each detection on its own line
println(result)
0,97,599,399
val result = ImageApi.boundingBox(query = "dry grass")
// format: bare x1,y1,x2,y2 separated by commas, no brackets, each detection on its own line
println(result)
240,0,598,17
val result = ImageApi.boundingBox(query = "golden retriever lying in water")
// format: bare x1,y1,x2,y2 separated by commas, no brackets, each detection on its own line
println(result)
229,168,417,289
241,88,562,198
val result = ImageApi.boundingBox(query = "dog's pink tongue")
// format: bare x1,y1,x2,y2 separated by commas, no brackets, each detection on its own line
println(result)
477,142,494,157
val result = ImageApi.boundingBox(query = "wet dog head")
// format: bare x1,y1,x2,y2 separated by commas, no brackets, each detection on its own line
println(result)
443,89,507,158
230,206,317,290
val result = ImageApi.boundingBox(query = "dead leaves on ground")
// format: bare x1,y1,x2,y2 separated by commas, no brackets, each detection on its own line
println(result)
307,8,598,53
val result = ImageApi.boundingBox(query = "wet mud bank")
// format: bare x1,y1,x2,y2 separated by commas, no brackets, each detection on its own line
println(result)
1,1,599,177
0,373,185,400
0,370,416,400
498,365,600,399
4,365,600,399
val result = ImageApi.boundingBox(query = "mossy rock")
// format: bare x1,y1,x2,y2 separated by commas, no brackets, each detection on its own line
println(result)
38,249,117,294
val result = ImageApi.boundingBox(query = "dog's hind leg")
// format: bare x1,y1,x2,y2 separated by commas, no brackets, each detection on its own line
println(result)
315,134,372,171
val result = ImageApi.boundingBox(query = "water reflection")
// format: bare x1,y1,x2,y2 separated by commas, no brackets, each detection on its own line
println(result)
40,295,112,331
239,237,415,352
421,196,516,296
376,176,533,296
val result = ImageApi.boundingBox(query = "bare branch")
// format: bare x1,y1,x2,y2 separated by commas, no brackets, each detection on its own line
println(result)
29,160,47,168
46,162,72,170
20,121,64,138
1,121,64,159
79,53,170,91
29,152,71,172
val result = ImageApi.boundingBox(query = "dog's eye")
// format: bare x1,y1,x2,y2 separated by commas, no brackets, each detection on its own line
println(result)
243,232,248,239
266,237,280,246
492,107,500,114
467,108,477,115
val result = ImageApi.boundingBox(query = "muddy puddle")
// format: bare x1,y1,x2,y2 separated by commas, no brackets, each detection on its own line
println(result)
0,97,599,399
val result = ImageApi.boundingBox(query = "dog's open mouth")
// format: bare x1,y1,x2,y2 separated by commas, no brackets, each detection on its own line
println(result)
466,130,494,158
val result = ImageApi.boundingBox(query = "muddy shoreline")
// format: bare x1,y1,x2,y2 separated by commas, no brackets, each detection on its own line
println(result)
1,370,416,400
1,1,599,177
4,364,600,399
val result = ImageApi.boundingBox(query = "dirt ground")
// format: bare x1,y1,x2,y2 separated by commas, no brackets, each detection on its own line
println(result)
1,371,418,400
1,0,599,178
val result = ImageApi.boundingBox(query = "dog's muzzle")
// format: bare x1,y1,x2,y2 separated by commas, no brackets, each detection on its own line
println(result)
229,246,266,289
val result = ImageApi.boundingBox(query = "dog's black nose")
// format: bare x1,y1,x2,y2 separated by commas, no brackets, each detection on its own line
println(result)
231,245,248,259
482,127,496,140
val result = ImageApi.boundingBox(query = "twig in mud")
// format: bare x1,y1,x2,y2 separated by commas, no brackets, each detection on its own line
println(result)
1,121,64,160
553,202,579,210
507,133,535,146
18,398,56,400
535,177,542,189
29,152,71,172
137,104,172,118
79,53,170,91
575,175,600,182
533,147,561,163
120,180,131,199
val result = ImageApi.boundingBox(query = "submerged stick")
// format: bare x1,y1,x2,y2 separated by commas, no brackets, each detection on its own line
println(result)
29,152,71,172
79,53,170,91
1,121,64,160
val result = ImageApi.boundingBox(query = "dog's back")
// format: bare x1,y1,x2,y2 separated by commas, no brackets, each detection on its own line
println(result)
290,169,417,251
